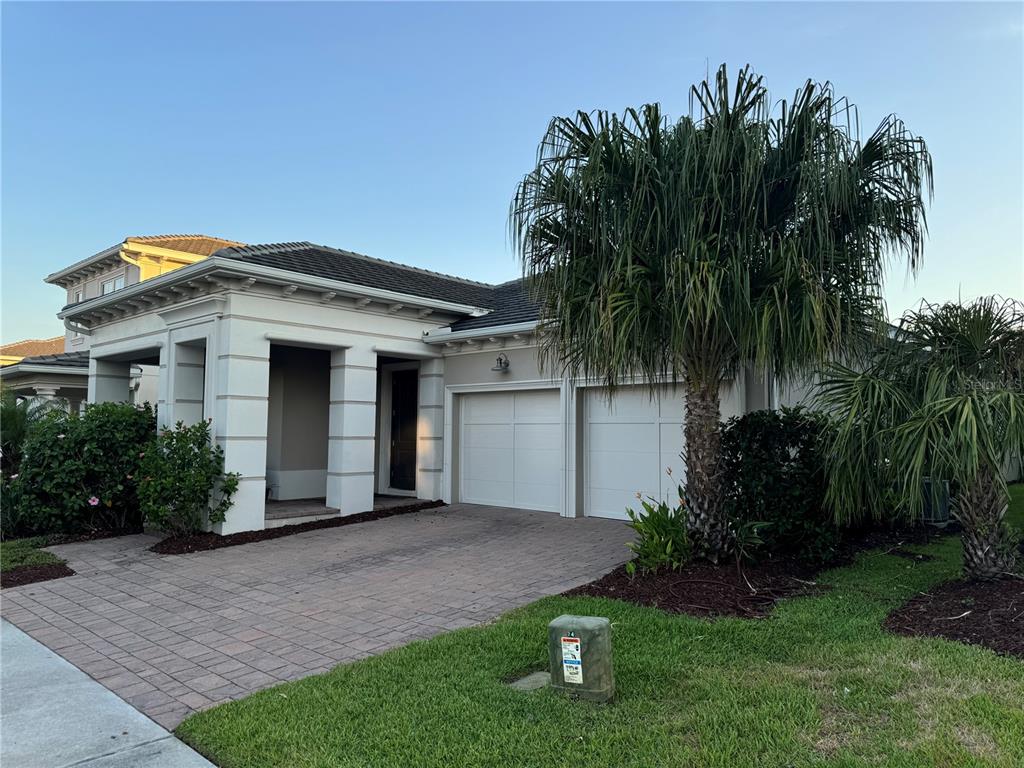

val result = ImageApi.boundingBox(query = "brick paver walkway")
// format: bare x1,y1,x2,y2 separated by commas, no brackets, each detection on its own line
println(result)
1,505,629,728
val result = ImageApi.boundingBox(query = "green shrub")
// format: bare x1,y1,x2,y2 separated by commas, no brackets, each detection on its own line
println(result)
624,489,691,575
720,407,841,565
1,387,62,477
7,403,156,537
138,420,239,536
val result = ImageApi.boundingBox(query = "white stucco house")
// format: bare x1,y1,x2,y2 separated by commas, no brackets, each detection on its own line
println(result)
60,239,778,534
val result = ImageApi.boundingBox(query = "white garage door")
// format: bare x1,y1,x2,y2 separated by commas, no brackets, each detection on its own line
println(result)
583,383,745,520
459,389,562,513
584,387,685,520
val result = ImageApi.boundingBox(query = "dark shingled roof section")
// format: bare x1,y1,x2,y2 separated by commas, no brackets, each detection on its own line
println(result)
213,242,500,309
17,351,90,368
448,279,539,332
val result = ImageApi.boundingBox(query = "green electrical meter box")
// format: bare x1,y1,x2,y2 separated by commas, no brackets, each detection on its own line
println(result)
547,614,614,702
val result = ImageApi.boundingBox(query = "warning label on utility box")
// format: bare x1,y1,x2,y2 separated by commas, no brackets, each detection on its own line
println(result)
560,636,583,684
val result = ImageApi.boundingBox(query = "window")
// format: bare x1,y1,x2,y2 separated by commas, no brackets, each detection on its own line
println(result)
100,276,125,295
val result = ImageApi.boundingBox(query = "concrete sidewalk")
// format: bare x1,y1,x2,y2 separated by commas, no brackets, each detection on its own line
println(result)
1,620,213,768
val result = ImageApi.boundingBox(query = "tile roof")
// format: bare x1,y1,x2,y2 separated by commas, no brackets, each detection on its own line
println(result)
447,279,540,332
13,350,90,368
213,242,500,309
125,234,245,257
1,336,65,358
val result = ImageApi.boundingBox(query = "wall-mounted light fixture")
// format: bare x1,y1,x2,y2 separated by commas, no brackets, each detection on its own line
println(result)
491,352,510,373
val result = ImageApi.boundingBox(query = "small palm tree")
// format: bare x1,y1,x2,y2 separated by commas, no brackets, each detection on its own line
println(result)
817,297,1024,579
511,64,932,559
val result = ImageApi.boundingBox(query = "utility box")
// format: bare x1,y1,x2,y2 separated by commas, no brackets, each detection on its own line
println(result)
548,615,614,702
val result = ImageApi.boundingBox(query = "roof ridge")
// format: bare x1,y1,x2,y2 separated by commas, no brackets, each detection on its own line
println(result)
307,242,498,289
213,241,312,257
127,234,244,245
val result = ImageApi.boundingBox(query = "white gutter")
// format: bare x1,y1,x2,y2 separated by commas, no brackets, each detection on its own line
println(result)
422,320,538,344
0,364,89,377
58,257,493,322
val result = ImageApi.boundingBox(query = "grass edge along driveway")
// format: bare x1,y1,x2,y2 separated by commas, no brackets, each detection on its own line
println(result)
178,491,1024,768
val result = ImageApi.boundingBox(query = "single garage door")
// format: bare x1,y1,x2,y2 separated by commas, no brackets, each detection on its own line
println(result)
583,386,685,520
459,389,562,512
583,383,746,520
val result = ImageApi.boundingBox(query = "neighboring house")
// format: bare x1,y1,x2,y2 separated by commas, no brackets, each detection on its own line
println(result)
0,235,244,407
0,336,65,367
60,239,778,534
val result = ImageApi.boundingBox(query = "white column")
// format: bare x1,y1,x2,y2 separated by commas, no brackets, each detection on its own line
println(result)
33,386,58,400
211,319,270,534
327,347,377,515
88,358,131,403
416,357,444,500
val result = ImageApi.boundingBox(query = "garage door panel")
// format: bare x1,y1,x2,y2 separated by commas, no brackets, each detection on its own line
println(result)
586,388,657,421
514,390,561,421
463,392,514,423
462,477,514,507
513,422,561,451
513,481,561,512
461,423,513,449
588,448,659,492
587,421,656,448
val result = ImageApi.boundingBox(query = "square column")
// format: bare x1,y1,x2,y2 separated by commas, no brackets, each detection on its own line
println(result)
211,319,270,534
416,358,444,500
88,358,131,404
327,347,377,515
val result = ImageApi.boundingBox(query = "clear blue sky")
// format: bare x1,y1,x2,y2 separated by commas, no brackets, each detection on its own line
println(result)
2,1,1021,343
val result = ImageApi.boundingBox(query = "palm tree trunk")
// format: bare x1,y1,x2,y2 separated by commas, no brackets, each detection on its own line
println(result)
956,467,1017,580
683,379,726,561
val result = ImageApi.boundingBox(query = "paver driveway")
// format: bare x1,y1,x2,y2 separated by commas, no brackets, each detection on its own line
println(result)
1,504,629,729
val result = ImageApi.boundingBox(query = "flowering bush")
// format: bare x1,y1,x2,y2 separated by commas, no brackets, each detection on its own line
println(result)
4,403,156,537
138,420,239,536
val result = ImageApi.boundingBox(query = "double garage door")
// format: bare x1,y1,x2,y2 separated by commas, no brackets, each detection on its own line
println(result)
459,386,705,520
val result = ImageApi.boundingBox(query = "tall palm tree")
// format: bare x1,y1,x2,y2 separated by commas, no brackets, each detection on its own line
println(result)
817,297,1024,580
510,64,932,559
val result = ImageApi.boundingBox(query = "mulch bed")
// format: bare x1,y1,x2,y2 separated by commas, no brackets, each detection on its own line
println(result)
1,563,76,589
567,522,947,620
150,499,446,555
565,559,822,619
884,577,1024,659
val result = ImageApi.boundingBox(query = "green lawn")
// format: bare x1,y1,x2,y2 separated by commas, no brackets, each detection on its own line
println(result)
0,537,63,572
178,490,1024,768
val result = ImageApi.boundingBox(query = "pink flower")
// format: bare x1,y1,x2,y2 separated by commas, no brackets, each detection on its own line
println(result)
10,474,17,480
138,452,145,458
126,474,133,480
87,496,100,506
57,434,66,439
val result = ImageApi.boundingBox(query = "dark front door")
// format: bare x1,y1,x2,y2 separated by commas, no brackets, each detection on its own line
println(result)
389,369,418,491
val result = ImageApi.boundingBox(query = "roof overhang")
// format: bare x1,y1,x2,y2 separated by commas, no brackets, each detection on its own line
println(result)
45,245,124,288
422,320,539,346
0,363,89,378
59,257,494,333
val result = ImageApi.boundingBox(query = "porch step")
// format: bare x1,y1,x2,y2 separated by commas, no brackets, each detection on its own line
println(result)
264,511,339,529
